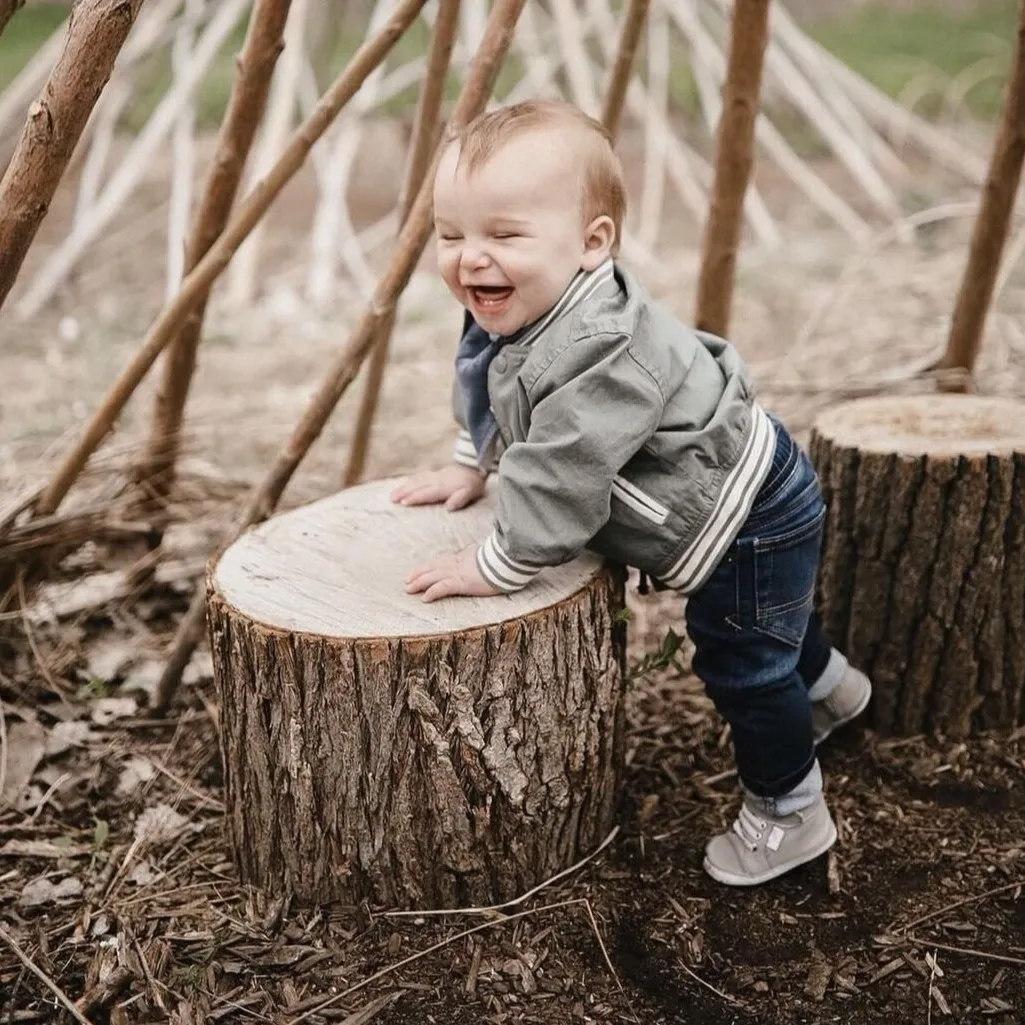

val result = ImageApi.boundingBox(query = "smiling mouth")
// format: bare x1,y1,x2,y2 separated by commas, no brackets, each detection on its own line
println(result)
469,285,513,309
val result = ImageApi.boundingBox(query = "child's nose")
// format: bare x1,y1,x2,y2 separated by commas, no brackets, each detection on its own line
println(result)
459,243,491,270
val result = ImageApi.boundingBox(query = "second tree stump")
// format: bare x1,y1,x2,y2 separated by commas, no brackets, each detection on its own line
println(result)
810,395,1025,737
207,479,627,908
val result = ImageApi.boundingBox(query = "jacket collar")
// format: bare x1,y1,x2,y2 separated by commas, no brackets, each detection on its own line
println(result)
506,258,617,348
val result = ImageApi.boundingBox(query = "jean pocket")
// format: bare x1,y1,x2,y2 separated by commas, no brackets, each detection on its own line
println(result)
734,506,825,648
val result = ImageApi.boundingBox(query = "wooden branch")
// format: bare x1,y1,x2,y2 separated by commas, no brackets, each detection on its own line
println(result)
16,0,252,320
0,0,24,38
549,0,600,116
937,0,1025,385
227,0,309,308
600,0,650,140
35,0,429,519
0,0,145,312
166,0,204,299
342,0,461,488
73,0,183,228
152,0,527,714
668,0,870,242
694,0,771,336
137,0,294,507
306,0,391,309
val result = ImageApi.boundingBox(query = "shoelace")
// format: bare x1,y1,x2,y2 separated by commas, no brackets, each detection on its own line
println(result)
732,804,769,852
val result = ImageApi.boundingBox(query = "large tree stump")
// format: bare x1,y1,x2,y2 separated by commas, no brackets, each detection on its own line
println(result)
810,395,1025,738
207,479,626,908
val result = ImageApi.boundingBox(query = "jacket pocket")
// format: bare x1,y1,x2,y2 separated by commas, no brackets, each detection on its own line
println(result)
611,476,669,525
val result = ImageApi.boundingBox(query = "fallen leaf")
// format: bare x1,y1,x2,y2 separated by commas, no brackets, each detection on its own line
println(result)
19,875,83,907
90,697,137,726
2,719,46,805
128,861,159,887
116,756,156,795
134,803,190,846
85,638,136,682
45,720,93,757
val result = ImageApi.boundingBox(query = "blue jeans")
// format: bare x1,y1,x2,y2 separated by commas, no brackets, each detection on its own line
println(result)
685,419,833,800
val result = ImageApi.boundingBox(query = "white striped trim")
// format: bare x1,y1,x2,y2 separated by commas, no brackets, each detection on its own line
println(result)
659,405,776,593
514,259,615,349
476,532,543,593
611,475,669,525
453,429,478,468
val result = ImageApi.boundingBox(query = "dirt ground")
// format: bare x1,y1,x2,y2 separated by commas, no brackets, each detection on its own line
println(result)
2,120,1025,1023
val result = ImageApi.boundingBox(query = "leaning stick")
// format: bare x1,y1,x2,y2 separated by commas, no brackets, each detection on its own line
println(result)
549,0,600,116
73,0,184,226
137,0,294,508
669,0,870,243
935,0,1025,385
342,0,461,488
771,6,986,184
694,0,771,336
227,0,309,308
0,0,146,312
600,0,650,140
16,0,252,320
152,0,527,714
166,0,204,298
306,0,393,309
35,0,428,519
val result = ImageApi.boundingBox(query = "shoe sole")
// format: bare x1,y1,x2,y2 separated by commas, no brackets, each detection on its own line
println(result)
813,682,872,745
702,819,838,887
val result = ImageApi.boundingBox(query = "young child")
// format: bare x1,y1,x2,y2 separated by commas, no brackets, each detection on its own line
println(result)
391,100,871,886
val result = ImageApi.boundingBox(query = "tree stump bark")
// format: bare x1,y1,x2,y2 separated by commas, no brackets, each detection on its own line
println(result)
810,395,1025,737
208,479,627,908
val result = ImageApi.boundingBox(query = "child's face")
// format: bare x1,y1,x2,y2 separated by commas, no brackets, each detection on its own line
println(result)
433,130,612,336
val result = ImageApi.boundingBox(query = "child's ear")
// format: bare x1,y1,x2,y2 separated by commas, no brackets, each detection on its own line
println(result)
580,215,616,270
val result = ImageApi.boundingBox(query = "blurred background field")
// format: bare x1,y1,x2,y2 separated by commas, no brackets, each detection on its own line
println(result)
1,0,1019,127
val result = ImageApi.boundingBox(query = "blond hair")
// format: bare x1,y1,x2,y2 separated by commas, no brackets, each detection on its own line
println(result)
454,100,626,251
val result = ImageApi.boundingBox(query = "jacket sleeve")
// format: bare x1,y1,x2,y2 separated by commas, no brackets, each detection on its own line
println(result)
476,332,665,592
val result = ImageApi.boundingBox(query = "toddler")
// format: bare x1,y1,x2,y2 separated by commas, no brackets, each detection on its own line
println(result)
391,100,871,886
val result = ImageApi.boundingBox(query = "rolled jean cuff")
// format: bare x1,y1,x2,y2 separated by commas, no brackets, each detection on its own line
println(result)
745,759,823,817
741,747,817,802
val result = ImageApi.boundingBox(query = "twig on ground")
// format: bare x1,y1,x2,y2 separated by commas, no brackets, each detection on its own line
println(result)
678,959,747,1008
0,925,95,1025
906,936,1025,968
893,878,1025,933
382,825,619,918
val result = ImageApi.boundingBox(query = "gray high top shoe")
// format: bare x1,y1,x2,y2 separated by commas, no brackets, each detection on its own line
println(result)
812,664,872,744
704,793,838,886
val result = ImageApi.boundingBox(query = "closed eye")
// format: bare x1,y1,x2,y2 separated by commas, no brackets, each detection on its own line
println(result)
493,233,519,240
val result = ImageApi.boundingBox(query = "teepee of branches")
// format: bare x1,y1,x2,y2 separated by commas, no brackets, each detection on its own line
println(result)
0,0,1021,706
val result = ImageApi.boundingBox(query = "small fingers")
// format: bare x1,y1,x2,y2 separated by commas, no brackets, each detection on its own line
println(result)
422,577,463,603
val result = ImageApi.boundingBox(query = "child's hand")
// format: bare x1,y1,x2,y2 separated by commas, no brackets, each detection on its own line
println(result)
390,465,486,511
405,546,501,602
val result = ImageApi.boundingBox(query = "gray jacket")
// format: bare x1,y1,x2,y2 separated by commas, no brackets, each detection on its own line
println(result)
452,260,776,594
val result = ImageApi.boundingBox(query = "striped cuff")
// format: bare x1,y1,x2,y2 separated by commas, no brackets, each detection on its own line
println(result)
476,532,544,593
453,429,479,469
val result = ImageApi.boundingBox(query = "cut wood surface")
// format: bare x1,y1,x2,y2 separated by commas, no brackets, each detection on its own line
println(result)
209,479,626,906
811,395,1025,737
